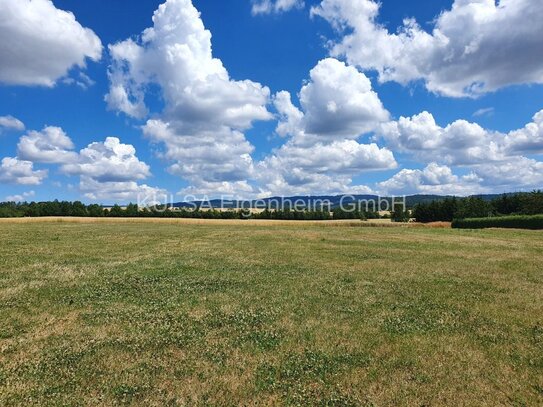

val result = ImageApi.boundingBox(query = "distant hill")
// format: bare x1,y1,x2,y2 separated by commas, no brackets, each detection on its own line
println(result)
172,193,508,210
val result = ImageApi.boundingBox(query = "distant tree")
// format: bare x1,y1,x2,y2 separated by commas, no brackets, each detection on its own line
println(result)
87,204,104,217
72,201,88,217
520,190,543,215
108,204,124,217
125,203,139,217
456,197,493,219
391,206,410,223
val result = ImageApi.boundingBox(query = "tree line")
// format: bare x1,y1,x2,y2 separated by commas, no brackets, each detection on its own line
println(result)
412,191,543,223
3,192,541,222
0,200,388,221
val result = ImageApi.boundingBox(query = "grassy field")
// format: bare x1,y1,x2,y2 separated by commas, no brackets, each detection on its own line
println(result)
0,220,542,406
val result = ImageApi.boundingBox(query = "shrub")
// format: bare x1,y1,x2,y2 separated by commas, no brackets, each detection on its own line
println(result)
452,215,543,230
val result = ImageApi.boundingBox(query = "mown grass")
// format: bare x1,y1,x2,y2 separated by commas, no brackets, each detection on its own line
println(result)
0,220,542,406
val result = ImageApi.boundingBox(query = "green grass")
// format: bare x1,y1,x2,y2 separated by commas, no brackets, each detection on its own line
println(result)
0,220,542,406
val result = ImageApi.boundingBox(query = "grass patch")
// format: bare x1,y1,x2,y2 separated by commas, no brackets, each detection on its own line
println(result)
0,220,542,405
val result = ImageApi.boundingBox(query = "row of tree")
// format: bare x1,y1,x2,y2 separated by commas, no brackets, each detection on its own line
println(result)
2,191,541,222
412,191,543,223
0,201,383,220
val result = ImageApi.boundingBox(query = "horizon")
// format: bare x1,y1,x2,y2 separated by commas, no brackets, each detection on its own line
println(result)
2,191,539,209
1,0,543,204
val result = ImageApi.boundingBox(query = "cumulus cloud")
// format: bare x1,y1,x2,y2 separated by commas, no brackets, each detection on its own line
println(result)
378,163,483,196
0,0,102,86
0,115,25,132
473,158,543,191
143,120,255,187
60,137,164,202
62,137,151,183
258,140,395,196
312,0,543,97
79,177,166,202
5,190,35,202
106,0,272,197
374,109,543,194
251,0,304,15
11,122,163,202
275,58,389,144
179,181,256,198
260,58,395,196
0,157,47,185
378,109,543,166
378,111,506,165
504,110,543,155
17,126,78,164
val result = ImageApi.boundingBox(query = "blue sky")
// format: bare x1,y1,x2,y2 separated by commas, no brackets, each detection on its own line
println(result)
1,0,542,203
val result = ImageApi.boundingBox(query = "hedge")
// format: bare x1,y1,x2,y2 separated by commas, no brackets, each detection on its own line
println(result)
452,215,543,230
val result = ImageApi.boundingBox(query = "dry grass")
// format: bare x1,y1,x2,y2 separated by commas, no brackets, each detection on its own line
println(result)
0,216,449,228
0,220,541,406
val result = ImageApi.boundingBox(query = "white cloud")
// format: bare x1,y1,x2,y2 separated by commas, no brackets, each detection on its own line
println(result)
378,109,543,165
57,137,165,202
262,58,394,196
5,190,35,202
251,0,304,15
106,0,272,198
378,163,483,196
0,0,102,86
274,91,304,139
473,158,543,191
378,111,505,165
62,137,151,183
79,176,166,203
504,110,543,155
179,180,256,199
17,126,78,164
374,109,543,194
312,0,543,97
12,123,164,202
473,107,494,118
258,139,396,196
61,72,96,89
0,116,25,132
275,58,389,144
0,157,47,185
142,120,257,196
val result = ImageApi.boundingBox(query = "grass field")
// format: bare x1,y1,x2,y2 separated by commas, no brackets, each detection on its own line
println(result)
0,219,542,406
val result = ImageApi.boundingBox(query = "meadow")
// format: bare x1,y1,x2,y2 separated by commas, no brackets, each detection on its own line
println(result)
0,219,542,406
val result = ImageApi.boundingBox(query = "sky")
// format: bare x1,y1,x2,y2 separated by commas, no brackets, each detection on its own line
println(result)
1,0,542,204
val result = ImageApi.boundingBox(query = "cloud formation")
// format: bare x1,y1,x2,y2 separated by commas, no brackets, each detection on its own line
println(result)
0,157,47,185
504,110,543,155
17,126,78,164
0,0,102,86
4,190,35,203
9,125,163,202
378,163,482,196
260,58,395,196
251,0,304,15
62,137,151,183
0,116,25,132
106,0,272,197
258,140,395,196
312,0,543,97
378,109,543,165
376,109,543,195
61,137,163,201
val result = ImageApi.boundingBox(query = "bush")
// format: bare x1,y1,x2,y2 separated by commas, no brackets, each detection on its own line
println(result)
452,215,543,230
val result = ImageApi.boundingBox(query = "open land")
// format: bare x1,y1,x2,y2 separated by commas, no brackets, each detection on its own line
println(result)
0,219,542,405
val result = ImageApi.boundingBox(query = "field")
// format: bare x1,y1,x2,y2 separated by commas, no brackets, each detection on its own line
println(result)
0,219,542,406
